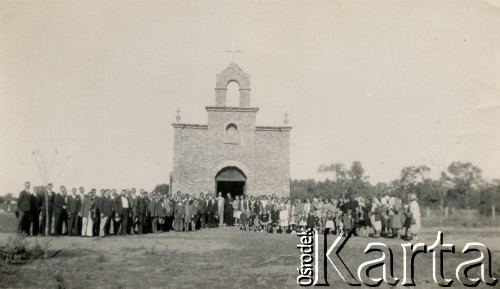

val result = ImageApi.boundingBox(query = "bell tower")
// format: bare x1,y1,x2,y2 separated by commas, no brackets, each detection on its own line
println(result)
172,61,291,197
215,63,251,107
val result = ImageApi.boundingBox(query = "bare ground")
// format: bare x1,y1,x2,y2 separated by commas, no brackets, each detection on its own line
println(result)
0,213,499,289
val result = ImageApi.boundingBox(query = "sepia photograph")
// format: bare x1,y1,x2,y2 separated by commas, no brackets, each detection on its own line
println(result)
0,0,499,288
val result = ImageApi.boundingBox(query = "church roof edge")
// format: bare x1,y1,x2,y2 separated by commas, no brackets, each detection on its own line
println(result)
172,123,208,129
256,126,292,131
206,106,259,112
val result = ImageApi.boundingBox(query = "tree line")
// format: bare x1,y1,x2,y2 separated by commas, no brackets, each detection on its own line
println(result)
291,161,500,216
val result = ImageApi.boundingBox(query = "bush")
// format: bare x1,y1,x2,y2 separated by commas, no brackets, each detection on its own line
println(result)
0,235,52,263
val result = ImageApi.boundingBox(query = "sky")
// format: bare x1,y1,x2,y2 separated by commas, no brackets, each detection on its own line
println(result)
1,0,499,196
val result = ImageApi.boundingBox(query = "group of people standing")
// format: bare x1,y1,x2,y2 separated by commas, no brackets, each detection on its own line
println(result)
293,193,422,241
15,181,421,241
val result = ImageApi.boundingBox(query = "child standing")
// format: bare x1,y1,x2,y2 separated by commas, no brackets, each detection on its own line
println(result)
314,213,321,231
342,209,353,237
248,211,256,231
260,209,270,233
240,210,248,231
298,213,307,231
403,204,412,240
356,206,367,237
371,200,382,238
325,211,335,234
391,204,404,239
336,212,344,236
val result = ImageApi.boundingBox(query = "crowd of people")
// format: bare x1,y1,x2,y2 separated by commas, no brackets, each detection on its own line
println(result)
15,181,422,240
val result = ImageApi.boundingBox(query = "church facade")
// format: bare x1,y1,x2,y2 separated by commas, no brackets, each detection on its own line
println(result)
170,63,292,197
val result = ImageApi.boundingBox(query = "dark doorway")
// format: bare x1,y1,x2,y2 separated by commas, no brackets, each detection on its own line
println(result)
216,181,245,198
215,166,246,198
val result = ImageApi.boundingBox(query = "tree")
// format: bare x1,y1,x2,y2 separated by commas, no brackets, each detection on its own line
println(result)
318,162,348,194
398,166,419,198
4,193,14,201
154,184,169,195
447,162,482,209
416,165,453,227
318,161,370,198
478,180,500,216
32,149,68,237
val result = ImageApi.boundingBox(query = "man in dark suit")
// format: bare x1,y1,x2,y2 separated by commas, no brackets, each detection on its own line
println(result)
40,183,55,235
207,193,217,228
110,190,118,235
67,188,81,236
142,191,151,233
17,181,31,235
126,189,135,234
93,189,104,236
27,186,40,236
133,190,146,234
198,192,207,229
99,190,113,237
77,187,85,234
53,186,67,236
113,190,130,236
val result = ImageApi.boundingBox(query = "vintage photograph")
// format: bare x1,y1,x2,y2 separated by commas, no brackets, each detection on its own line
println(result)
1,0,499,288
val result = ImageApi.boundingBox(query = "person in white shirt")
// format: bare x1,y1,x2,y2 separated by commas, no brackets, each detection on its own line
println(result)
303,198,311,215
409,194,421,241
217,192,225,227
117,190,130,236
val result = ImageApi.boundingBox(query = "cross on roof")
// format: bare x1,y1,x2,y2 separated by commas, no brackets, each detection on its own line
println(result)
175,108,181,122
283,112,289,125
224,42,242,63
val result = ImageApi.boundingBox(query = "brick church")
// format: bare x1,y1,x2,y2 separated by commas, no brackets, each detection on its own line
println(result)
170,63,292,198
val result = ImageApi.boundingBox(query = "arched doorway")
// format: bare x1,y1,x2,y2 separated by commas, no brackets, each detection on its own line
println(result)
215,166,246,198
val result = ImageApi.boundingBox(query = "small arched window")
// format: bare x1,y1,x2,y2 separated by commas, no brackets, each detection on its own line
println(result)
225,123,238,144
226,81,240,107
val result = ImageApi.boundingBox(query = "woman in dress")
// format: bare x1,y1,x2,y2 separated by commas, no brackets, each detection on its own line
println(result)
306,212,315,230
391,203,404,239
408,193,421,241
323,199,333,230
279,204,289,234
288,203,298,233
224,193,233,226
271,205,280,234
156,194,167,232
303,198,311,215
370,197,382,238
174,199,184,232
260,195,268,209
232,195,241,225
191,198,199,231
314,197,324,232
163,196,173,231
149,193,158,234
184,197,193,231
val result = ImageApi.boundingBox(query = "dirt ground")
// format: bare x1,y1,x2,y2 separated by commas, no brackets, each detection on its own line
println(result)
0,213,499,288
